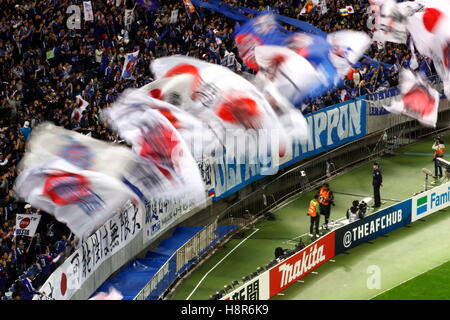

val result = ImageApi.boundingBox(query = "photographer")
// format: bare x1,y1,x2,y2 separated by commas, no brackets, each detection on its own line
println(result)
432,137,445,178
346,200,367,223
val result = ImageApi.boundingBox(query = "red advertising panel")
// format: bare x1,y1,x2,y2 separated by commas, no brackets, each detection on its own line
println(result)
269,231,335,297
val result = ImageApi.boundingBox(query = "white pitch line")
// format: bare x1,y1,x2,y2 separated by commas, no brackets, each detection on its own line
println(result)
369,259,450,300
186,228,260,300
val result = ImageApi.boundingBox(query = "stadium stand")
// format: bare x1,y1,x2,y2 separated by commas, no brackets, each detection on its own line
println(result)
0,0,438,299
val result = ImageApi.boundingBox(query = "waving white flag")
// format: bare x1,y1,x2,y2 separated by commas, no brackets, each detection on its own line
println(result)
14,123,139,239
383,69,439,127
407,5,450,99
104,89,206,206
151,56,290,163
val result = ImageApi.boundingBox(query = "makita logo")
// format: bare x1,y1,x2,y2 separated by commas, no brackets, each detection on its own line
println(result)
277,244,326,288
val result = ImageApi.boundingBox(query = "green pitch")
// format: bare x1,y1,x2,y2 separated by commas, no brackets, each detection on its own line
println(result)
171,137,450,300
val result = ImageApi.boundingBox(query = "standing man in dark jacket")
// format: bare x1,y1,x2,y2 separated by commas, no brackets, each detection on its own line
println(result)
372,162,383,208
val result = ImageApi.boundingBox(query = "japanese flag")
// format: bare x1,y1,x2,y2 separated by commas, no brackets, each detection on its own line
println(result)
121,50,139,79
14,123,140,239
151,56,289,169
104,89,206,206
407,5,450,99
254,45,325,106
383,69,439,128
15,161,137,240
71,95,89,121
138,81,221,159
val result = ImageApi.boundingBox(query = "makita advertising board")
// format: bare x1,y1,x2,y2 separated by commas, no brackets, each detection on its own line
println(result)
411,181,450,222
268,231,335,297
335,199,412,254
221,272,270,300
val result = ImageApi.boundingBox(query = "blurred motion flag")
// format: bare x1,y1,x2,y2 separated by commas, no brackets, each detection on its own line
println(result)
317,0,328,14
46,48,55,60
104,89,206,206
89,287,123,300
137,0,159,11
139,78,220,159
371,0,409,44
339,8,349,16
15,162,136,240
71,95,89,121
234,14,288,71
151,56,282,131
182,0,197,17
300,1,316,15
14,124,139,239
151,55,290,163
83,1,94,21
254,45,327,106
346,5,354,14
327,30,372,78
407,5,450,100
383,69,439,127
121,50,139,79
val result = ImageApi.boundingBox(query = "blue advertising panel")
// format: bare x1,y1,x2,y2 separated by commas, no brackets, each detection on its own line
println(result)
212,98,367,200
334,199,412,254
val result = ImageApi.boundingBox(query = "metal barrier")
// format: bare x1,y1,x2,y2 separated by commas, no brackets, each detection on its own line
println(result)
134,219,218,300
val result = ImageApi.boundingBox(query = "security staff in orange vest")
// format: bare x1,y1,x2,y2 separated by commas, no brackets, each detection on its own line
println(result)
432,137,446,178
319,183,334,230
307,194,321,237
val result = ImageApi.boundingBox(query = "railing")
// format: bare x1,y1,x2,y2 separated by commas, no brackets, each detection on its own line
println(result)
134,219,218,300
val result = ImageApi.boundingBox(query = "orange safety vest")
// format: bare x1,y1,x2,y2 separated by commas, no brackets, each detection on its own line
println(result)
308,199,319,217
435,144,445,158
319,188,331,205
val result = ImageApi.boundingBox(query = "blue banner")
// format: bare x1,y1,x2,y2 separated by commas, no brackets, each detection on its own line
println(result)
334,199,412,253
212,98,367,200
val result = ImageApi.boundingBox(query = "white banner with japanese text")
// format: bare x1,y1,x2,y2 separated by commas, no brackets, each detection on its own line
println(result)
33,200,143,300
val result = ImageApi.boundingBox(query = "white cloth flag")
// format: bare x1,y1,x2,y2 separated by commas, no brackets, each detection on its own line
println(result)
371,0,409,44
327,30,372,78
14,123,139,239
383,69,439,127
89,287,123,300
151,56,290,163
15,214,41,237
151,56,283,131
15,161,136,240
71,95,89,121
170,9,178,24
104,89,206,206
409,39,419,70
20,122,135,180
83,1,94,21
139,79,221,159
407,5,450,100
121,50,139,79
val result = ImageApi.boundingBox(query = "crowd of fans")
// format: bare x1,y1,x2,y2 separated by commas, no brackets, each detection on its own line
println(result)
0,0,439,299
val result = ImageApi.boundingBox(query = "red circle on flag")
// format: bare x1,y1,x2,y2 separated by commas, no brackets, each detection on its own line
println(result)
43,172,91,205
423,8,443,33
60,273,67,296
19,218,30,229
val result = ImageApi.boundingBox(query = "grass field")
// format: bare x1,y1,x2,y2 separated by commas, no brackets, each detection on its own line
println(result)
373,260,450,300
171,137,450,300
